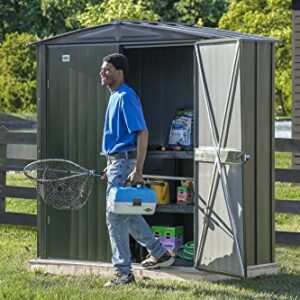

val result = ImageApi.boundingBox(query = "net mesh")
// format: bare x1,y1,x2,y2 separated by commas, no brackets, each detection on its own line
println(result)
24,159,95,210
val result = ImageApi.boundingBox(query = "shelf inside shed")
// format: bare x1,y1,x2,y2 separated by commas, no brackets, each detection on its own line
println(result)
155,204,194,214
147,150,194,160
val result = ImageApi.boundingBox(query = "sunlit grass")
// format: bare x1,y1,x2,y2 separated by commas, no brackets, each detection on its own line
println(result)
274,152,300,233
5,172,36,214
0,225,299,300
275,152,292,169
0,151,299,299
275,182,300,200
275,151,300,201
276,213,300,232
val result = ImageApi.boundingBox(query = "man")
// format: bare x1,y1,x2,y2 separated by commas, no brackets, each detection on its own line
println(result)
100,53,174,287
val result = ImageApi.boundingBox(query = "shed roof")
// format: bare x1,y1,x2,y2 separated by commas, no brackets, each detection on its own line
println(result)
29,20,280,46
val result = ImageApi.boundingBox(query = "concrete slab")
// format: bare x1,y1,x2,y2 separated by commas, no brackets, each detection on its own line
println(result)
28,259,280,281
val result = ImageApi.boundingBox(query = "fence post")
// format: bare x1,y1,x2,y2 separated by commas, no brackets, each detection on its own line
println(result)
0,126,8,214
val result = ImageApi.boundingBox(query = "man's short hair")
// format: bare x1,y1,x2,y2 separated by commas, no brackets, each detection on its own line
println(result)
103,53,129,74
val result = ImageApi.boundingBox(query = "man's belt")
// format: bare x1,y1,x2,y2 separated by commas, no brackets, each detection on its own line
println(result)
106,151,137,160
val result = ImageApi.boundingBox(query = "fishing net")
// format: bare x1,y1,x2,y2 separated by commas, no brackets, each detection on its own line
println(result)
23,159,98,210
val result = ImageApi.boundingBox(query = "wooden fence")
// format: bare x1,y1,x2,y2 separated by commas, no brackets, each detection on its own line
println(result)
274,138,300,246
0,126,299,245
0,126,36,226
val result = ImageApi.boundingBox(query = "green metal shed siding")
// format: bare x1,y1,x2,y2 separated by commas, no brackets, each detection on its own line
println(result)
37,45,48,258
195,40,275,275
38,45,118,260
240,41,256,266
241,42,274,265
255,42,274,264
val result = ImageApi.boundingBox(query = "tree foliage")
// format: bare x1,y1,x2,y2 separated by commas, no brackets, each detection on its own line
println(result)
0,0,100,40
0,33,37,112
40,0,101,35
141,0,179,22
219,0,292,116
0,0,48,42
0,0,293,116
140,0,229,27
175,0,230,27
77,0,159,27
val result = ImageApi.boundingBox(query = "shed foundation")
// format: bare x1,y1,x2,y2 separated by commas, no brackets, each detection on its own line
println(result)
27,259,280,282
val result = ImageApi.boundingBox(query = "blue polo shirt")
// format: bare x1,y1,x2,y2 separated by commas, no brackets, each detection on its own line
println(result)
102,83,147,154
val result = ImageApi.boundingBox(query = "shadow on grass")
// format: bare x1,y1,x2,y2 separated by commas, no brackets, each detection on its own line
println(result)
220,272,300,299
138,272,300,299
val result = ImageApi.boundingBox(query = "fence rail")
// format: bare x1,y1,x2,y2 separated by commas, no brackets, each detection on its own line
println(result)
0,126,36,226
0,126,299,245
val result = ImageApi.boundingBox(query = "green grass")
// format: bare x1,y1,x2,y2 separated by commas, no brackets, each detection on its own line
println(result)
0,225,299,300
0,152,299,299
276,213,300,232
5,172,36,215
275,152,292,169
274,152,300,232
275,182,300,201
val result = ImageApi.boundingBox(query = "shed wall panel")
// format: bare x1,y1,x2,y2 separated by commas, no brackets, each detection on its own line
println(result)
240,42,256,265
255,42,273,264
45,45,118,261
37,45,48,258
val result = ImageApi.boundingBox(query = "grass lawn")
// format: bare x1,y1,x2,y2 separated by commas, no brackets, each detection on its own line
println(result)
0,152,299,299
274,152,300,232
0,225,299,300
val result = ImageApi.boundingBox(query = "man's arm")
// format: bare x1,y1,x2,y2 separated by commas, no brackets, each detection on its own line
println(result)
128,130,148,183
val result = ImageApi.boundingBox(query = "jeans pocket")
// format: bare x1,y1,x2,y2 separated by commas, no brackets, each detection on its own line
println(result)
107,159,127,187
126,159,137,175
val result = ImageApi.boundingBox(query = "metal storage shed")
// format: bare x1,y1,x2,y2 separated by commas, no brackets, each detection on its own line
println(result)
29,20,279,279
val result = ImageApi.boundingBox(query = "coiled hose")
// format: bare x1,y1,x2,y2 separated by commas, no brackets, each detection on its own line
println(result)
178,241,194,260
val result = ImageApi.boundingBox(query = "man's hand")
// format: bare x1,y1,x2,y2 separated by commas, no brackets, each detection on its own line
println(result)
127,168,143,184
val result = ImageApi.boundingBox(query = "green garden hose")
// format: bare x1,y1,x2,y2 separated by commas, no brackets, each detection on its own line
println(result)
178,241,194,260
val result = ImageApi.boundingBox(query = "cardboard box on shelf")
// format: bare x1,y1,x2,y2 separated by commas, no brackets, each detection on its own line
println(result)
177,186,193,205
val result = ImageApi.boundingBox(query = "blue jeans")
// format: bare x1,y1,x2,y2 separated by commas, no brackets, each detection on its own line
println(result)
106,157,166,274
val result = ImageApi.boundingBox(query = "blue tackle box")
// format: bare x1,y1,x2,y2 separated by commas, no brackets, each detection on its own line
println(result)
107,186,157,215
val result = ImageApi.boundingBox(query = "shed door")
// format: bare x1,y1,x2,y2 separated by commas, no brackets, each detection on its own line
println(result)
44,45,118,260
194,40,248,278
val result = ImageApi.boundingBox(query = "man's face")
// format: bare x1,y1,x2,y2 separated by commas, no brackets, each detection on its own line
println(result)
100,62,120,87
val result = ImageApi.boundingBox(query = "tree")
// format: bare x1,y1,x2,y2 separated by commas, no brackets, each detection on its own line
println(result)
141,0,179,22
0,33,37,112
175,0,230,27
0,0,49,42
77,0,159,27
40,0,101,36
0,0,100,41
219,0,292,116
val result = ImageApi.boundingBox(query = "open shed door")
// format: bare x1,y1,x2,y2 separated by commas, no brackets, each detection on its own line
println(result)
194,39,248,278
